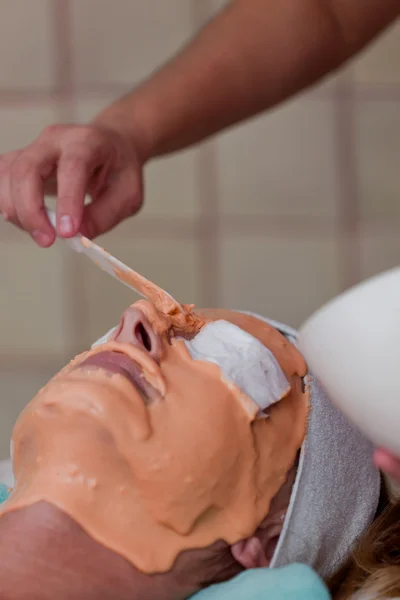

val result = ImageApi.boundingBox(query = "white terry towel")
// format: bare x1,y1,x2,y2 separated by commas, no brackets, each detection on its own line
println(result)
242,313,381,579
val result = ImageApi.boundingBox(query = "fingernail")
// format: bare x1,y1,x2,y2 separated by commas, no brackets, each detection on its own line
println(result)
59,215,74,236
32,230,52,247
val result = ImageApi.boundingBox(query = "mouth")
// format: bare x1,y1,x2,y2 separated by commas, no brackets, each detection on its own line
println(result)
79,351,157,404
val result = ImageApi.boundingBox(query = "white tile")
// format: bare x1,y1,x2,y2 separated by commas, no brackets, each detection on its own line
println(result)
360,230,400,280
0,0,54,90
353,22,400,85
0,104,59,153
221,234,341,328
356,101,400,220
0,241,72,354
143,151,200,218
0,220,27,241
71,0,195,87
217,97,339,219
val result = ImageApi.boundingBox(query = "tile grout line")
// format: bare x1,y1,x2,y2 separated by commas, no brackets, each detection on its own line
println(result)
196,141,222,307
53,0,74,120
192,0,222,308
334,72,362,290
53,0,90,352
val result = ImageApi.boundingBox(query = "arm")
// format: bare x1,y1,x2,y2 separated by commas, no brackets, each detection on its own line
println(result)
2,0,398,242
95,0,400,160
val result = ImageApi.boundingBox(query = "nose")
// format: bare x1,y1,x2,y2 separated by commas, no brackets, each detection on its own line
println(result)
114,307,163,363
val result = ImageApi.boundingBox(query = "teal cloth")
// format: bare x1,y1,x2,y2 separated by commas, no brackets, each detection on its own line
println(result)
190,564,331,600
0,483,10,504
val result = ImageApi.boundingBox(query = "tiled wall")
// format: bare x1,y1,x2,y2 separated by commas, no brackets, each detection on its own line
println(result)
0,1,399,457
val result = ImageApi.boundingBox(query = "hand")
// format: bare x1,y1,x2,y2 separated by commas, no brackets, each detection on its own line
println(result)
0,124,144,246
374,448,400,484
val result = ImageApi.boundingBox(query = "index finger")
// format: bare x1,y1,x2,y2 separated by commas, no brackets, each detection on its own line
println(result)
56,154,99,237
56,141,110,237
11,146,59,246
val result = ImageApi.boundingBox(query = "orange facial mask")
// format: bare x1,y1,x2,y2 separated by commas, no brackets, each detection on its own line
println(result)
0,300,309,573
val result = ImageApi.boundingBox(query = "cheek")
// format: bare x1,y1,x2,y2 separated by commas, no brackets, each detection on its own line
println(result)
127,364,257,535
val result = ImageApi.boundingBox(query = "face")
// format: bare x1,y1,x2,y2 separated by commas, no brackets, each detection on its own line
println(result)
1,302,309,574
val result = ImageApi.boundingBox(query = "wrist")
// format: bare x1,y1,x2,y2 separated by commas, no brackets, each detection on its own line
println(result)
92,93,157,164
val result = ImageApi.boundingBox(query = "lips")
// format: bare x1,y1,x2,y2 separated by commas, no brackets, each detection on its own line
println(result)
79,351,157,404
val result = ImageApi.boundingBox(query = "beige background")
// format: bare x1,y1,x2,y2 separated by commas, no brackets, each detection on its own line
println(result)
0,1,399,457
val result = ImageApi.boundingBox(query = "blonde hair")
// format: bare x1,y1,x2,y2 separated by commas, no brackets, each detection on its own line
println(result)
328,501,400,599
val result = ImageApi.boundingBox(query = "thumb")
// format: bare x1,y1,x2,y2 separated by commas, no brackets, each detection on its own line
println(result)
81,168,143,239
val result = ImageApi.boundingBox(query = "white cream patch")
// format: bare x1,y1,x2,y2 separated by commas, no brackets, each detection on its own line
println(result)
180,321,290,411
92,320,290,411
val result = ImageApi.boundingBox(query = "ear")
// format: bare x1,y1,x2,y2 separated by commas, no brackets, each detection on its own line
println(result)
231,537,269,569
231,509,286,569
